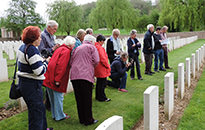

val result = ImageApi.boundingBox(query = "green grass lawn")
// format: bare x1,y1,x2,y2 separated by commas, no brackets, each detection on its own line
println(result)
0,39,204,130
178,67,205,130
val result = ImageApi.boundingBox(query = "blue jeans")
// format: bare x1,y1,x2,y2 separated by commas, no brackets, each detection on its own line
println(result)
154,49,164,71
108,73,127,89
46,88,66,121
19,77,47,130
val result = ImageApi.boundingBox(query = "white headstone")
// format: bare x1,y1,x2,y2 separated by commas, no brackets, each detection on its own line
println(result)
144,86,159,130
201,46,204,63
95,116,123,130
8,46,15,60
164,72,174,120
178,63,184,99
191,54,195,78
18,97,27,111
185,58,191,88
196,50,199,71
198,48,201,66
0,58,8,82
0,44,3,59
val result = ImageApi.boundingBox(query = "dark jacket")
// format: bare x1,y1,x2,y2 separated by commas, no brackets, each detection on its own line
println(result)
127,37,141,57
106,38,117,61
110,57,129,79
153,33,162,50
143,30,154,54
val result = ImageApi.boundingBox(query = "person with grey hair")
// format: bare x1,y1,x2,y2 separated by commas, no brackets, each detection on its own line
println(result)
160,26,171,69
43,36,76,121
106,29,122,64
107,52,131,92
73,29,86,50
38,20,60,54
70,34,99,125
38,20,60,111
127,29,143,80
143,24,155,75
86,28,93,35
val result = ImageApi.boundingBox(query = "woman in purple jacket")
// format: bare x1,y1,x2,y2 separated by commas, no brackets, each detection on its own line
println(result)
70,34,99,125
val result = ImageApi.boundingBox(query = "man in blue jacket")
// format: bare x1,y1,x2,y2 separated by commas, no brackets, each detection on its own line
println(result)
127,29,143,80
107,52,131,92
143,24,155,75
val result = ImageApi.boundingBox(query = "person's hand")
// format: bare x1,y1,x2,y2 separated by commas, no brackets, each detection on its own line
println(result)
148,47,152,50
116,51,121,55
126,62,132,68
132,44,136,47
46,57,51,62
52,44,60,51
55,81,60,87
168,49,170,52
159,40,162,42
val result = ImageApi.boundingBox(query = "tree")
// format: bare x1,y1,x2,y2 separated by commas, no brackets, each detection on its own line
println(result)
47,0,83,35
89,0,137,30
130,0,152,15
4,0,44,37
158,0,205,32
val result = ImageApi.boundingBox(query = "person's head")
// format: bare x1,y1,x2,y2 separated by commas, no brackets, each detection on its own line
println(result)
76,29,86,42
147,24,154,33
63,36,76,49
46,20,58,35
120,52,128,62
21,26,41,47
86,28,93,35
112,29,120,39
84,34,96,45
161,26,168,33
130,29,137,39
156,26,161,34
96,35,106,45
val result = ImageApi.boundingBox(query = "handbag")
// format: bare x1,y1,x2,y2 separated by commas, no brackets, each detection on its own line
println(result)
9,58,22,99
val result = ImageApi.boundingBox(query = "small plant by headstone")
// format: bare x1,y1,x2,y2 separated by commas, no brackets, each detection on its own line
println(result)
4,99,19,110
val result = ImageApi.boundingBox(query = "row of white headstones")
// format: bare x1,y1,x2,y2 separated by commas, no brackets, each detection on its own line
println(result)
0,35,199,129
95,35,200,130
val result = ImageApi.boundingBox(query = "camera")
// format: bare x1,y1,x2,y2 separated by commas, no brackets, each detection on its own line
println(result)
41,49,53,58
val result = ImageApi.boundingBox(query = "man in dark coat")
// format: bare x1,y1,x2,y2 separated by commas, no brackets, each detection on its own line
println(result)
143,24,155,75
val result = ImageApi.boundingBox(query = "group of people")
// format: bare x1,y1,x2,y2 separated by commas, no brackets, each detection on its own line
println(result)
16,19,170,130
143,24,171,76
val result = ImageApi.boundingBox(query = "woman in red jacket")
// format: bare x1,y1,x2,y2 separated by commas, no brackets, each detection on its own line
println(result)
95,35,111,102
43,36,76,121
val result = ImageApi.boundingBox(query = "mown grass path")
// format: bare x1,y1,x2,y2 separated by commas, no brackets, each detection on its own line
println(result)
0,39,204,130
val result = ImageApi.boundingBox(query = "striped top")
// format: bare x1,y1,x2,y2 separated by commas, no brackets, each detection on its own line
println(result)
17,44,48,80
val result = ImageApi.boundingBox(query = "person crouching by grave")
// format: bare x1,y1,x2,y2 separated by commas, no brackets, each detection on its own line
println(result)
153,26,166,72
94,35,111,102
127,29,143,80
107,52,131,92
143,24,155,76
106,29,122,64
17,26,53,130
70,34,99,125
43,36,76,121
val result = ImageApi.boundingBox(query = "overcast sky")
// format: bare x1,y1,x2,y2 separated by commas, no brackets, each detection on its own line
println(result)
0,0,97,20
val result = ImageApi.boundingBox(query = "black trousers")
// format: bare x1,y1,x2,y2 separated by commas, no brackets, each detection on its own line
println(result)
96,78,107,101
129,55,142,79
162,46,169,68
71,80,94,125
144,53,153,73
19,77,47,130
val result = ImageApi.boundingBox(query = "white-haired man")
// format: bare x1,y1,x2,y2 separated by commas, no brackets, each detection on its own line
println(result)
143,24,155,75
106,29,122,64
38,20,60,55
